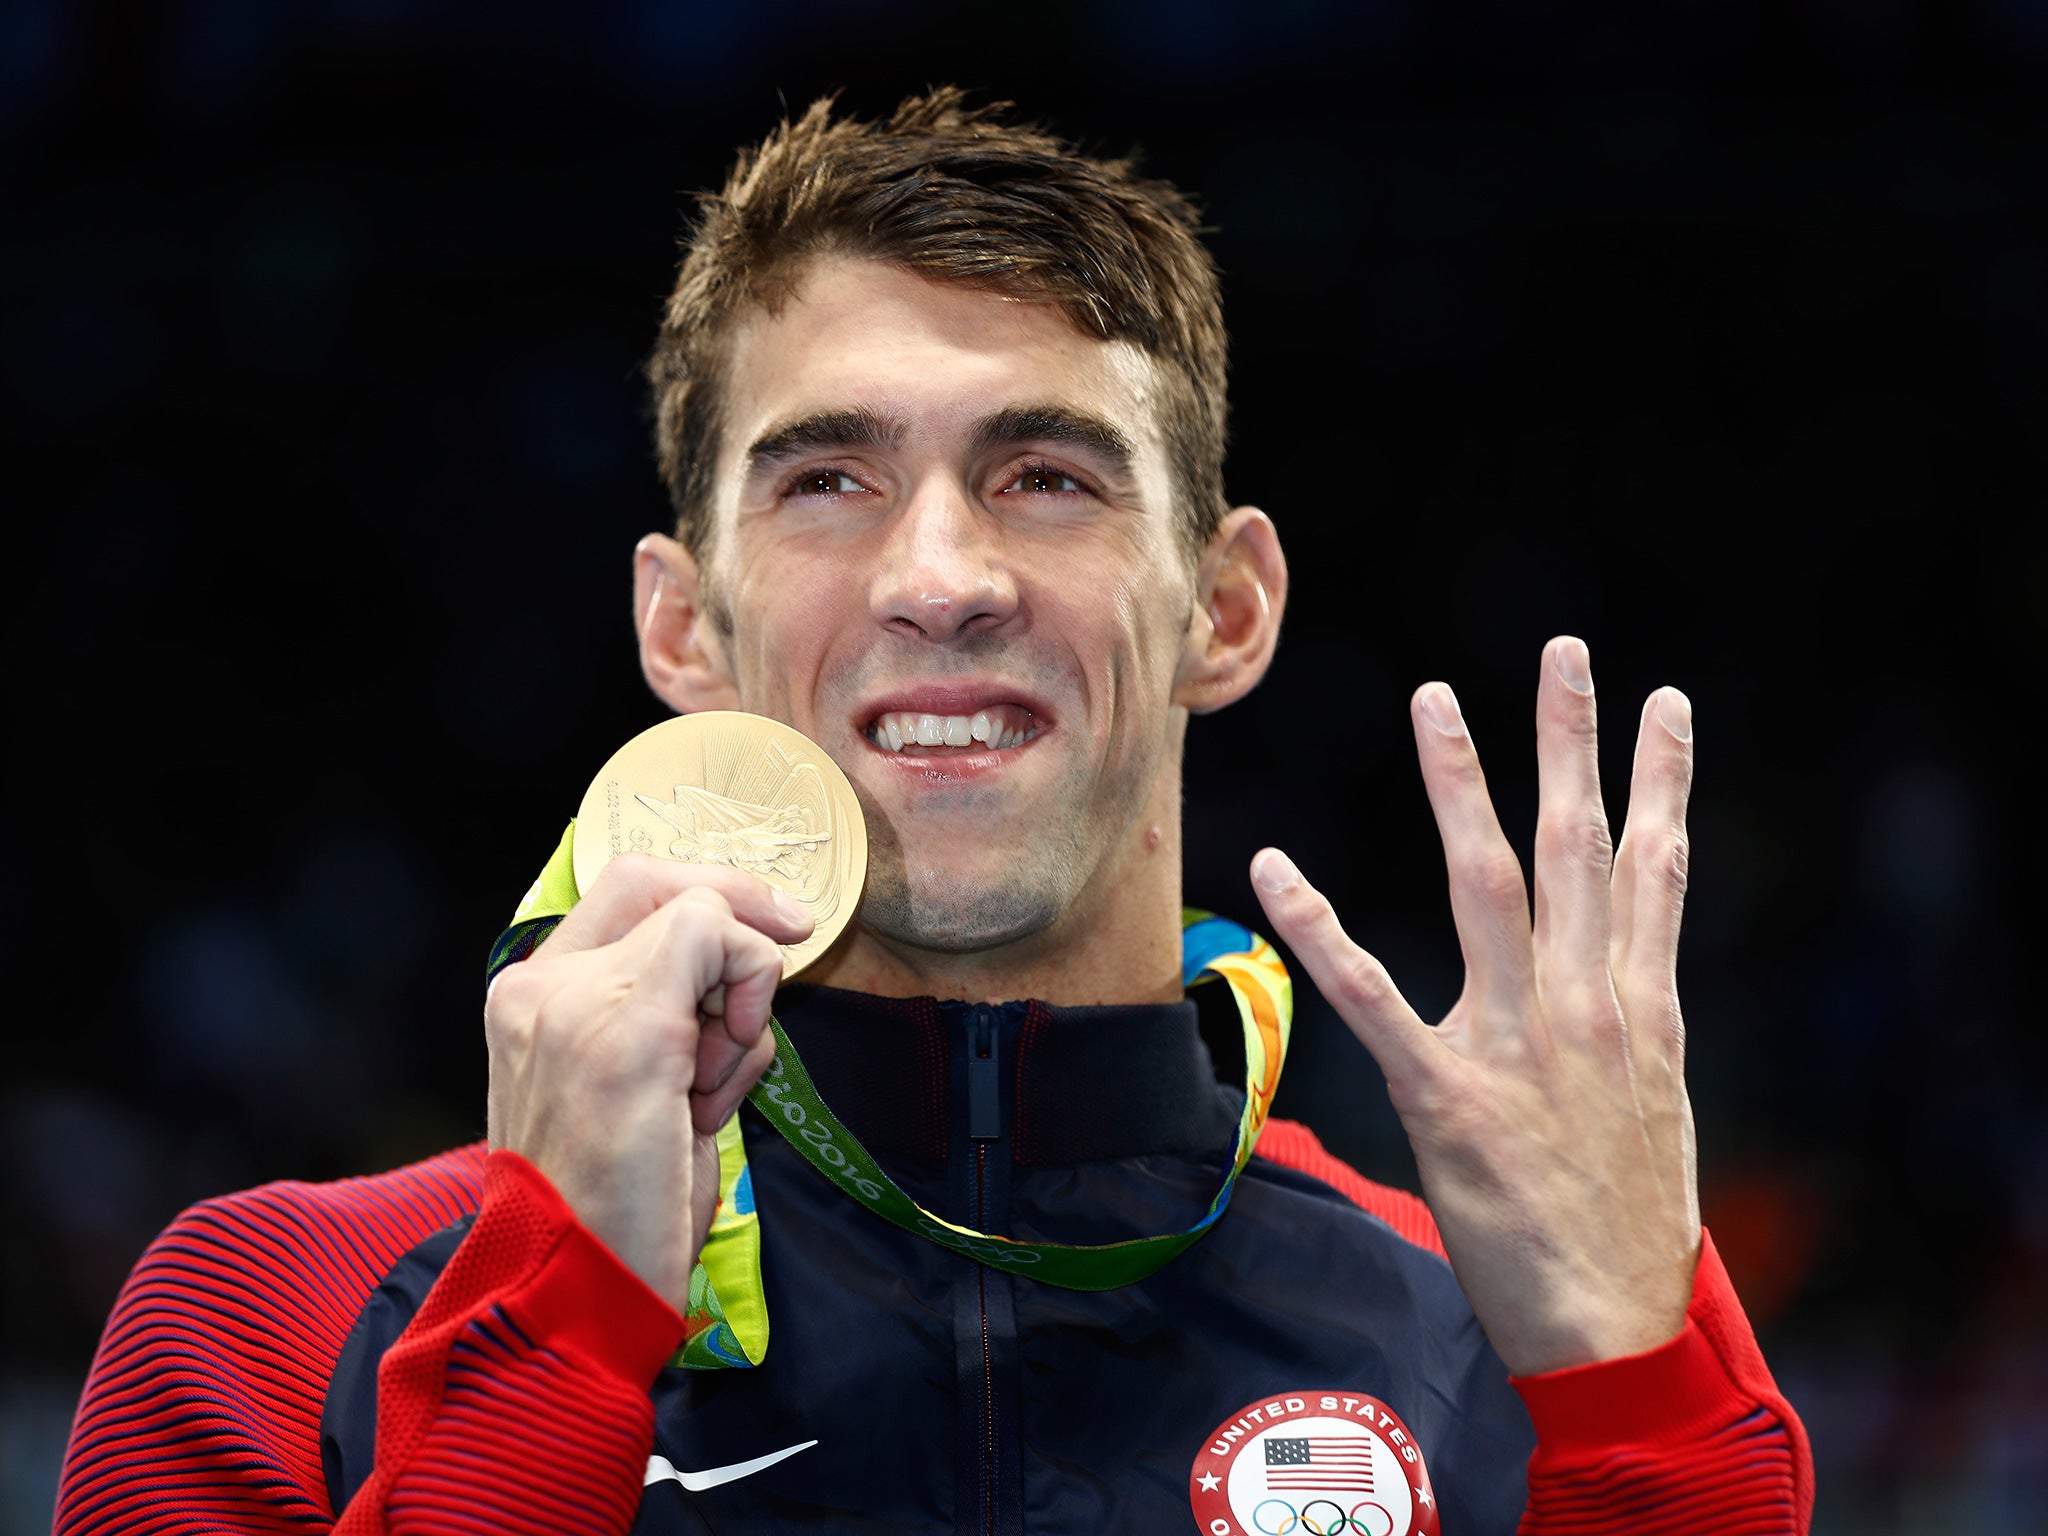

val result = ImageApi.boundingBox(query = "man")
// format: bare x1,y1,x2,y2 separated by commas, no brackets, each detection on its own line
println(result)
59,89,1810,1535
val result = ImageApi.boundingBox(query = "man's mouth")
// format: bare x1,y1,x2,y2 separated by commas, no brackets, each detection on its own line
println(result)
865,703,1042,754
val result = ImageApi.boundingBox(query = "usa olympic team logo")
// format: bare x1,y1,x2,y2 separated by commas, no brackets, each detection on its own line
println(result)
1188,1391,1439,1536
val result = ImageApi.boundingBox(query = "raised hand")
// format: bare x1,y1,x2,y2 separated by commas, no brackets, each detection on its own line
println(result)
484,856,814,1313
1251,636,1700,1375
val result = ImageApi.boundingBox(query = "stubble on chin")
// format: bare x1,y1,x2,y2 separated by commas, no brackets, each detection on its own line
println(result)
854,820,1082,954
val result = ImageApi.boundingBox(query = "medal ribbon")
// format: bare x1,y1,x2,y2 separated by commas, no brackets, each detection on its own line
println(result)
486,821,1293,1369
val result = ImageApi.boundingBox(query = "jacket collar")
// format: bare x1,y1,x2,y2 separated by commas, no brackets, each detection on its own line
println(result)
771,984,1240,1166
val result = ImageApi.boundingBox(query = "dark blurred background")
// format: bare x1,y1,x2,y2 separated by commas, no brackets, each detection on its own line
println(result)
4,1,2043,1530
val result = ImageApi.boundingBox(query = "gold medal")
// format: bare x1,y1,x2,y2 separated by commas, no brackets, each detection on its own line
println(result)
573,711,867,979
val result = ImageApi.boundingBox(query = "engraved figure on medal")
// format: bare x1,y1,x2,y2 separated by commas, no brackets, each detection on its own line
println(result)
628,745,842,925
633,783,831,887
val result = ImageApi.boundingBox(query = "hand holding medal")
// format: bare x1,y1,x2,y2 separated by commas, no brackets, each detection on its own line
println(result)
483,713,862,1316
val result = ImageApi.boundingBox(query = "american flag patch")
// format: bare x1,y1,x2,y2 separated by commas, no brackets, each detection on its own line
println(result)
1263,1435,1375,1492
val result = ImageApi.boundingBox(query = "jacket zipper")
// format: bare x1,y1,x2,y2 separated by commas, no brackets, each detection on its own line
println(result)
977,1146,993,1536
970,1005,998,1536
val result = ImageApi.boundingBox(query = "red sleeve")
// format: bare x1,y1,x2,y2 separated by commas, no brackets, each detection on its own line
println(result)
56,1146,683,1536
1254,1118,1814,1535
56,1146,488,1534
1512,1231,1813,1535
336,1149,684,1536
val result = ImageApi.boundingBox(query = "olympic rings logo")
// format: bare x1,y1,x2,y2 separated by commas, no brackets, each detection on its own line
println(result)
914,1218,1043,1266
1250,1498,1394,1536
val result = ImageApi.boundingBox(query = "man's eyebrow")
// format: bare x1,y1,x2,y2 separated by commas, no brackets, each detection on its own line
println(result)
971,405,1136,473
744,407,904,471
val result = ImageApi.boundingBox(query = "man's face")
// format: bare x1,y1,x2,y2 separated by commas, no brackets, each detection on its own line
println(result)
694,257,1200,953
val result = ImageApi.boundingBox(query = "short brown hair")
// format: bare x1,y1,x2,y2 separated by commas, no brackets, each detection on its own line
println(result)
647,87,1230,557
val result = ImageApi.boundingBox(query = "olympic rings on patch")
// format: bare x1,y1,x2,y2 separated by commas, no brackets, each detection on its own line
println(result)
1249,1500,1395,1536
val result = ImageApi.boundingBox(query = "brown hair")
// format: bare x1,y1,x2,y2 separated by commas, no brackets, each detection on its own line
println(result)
647,87,1230,557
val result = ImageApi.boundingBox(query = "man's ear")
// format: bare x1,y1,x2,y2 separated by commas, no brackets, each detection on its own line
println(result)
633,533,741,714
1173,506,1288,715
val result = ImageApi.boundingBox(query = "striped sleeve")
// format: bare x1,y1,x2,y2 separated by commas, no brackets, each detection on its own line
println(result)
337,1149,684,1536
1255,1120,1813,1536
56,1145,489,1534
58,1146,684,1536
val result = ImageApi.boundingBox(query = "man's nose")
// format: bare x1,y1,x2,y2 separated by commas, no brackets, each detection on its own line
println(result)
868,480,1020,642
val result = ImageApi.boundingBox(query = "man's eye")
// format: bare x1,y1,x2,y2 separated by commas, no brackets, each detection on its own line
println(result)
792,470,867,496
1003,466,1082,495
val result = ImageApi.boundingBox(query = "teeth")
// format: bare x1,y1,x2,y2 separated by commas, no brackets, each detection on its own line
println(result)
869,705,1037,752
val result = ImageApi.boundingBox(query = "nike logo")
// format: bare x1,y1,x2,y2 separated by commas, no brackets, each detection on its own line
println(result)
644,1441,818,1492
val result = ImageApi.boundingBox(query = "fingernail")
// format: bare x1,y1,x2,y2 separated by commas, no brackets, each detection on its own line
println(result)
1656,687,1692,742
772,889,811,927
1251,848,1301,894
1419,683,1466,736
1555,637,1593,695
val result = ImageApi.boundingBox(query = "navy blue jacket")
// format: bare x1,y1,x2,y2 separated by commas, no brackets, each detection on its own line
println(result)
323,985,1535,1533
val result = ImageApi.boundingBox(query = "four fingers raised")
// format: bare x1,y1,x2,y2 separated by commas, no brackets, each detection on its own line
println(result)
1257,640,1691,1066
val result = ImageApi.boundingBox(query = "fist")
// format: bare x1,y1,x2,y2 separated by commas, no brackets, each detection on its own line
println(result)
483,855,814,1311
